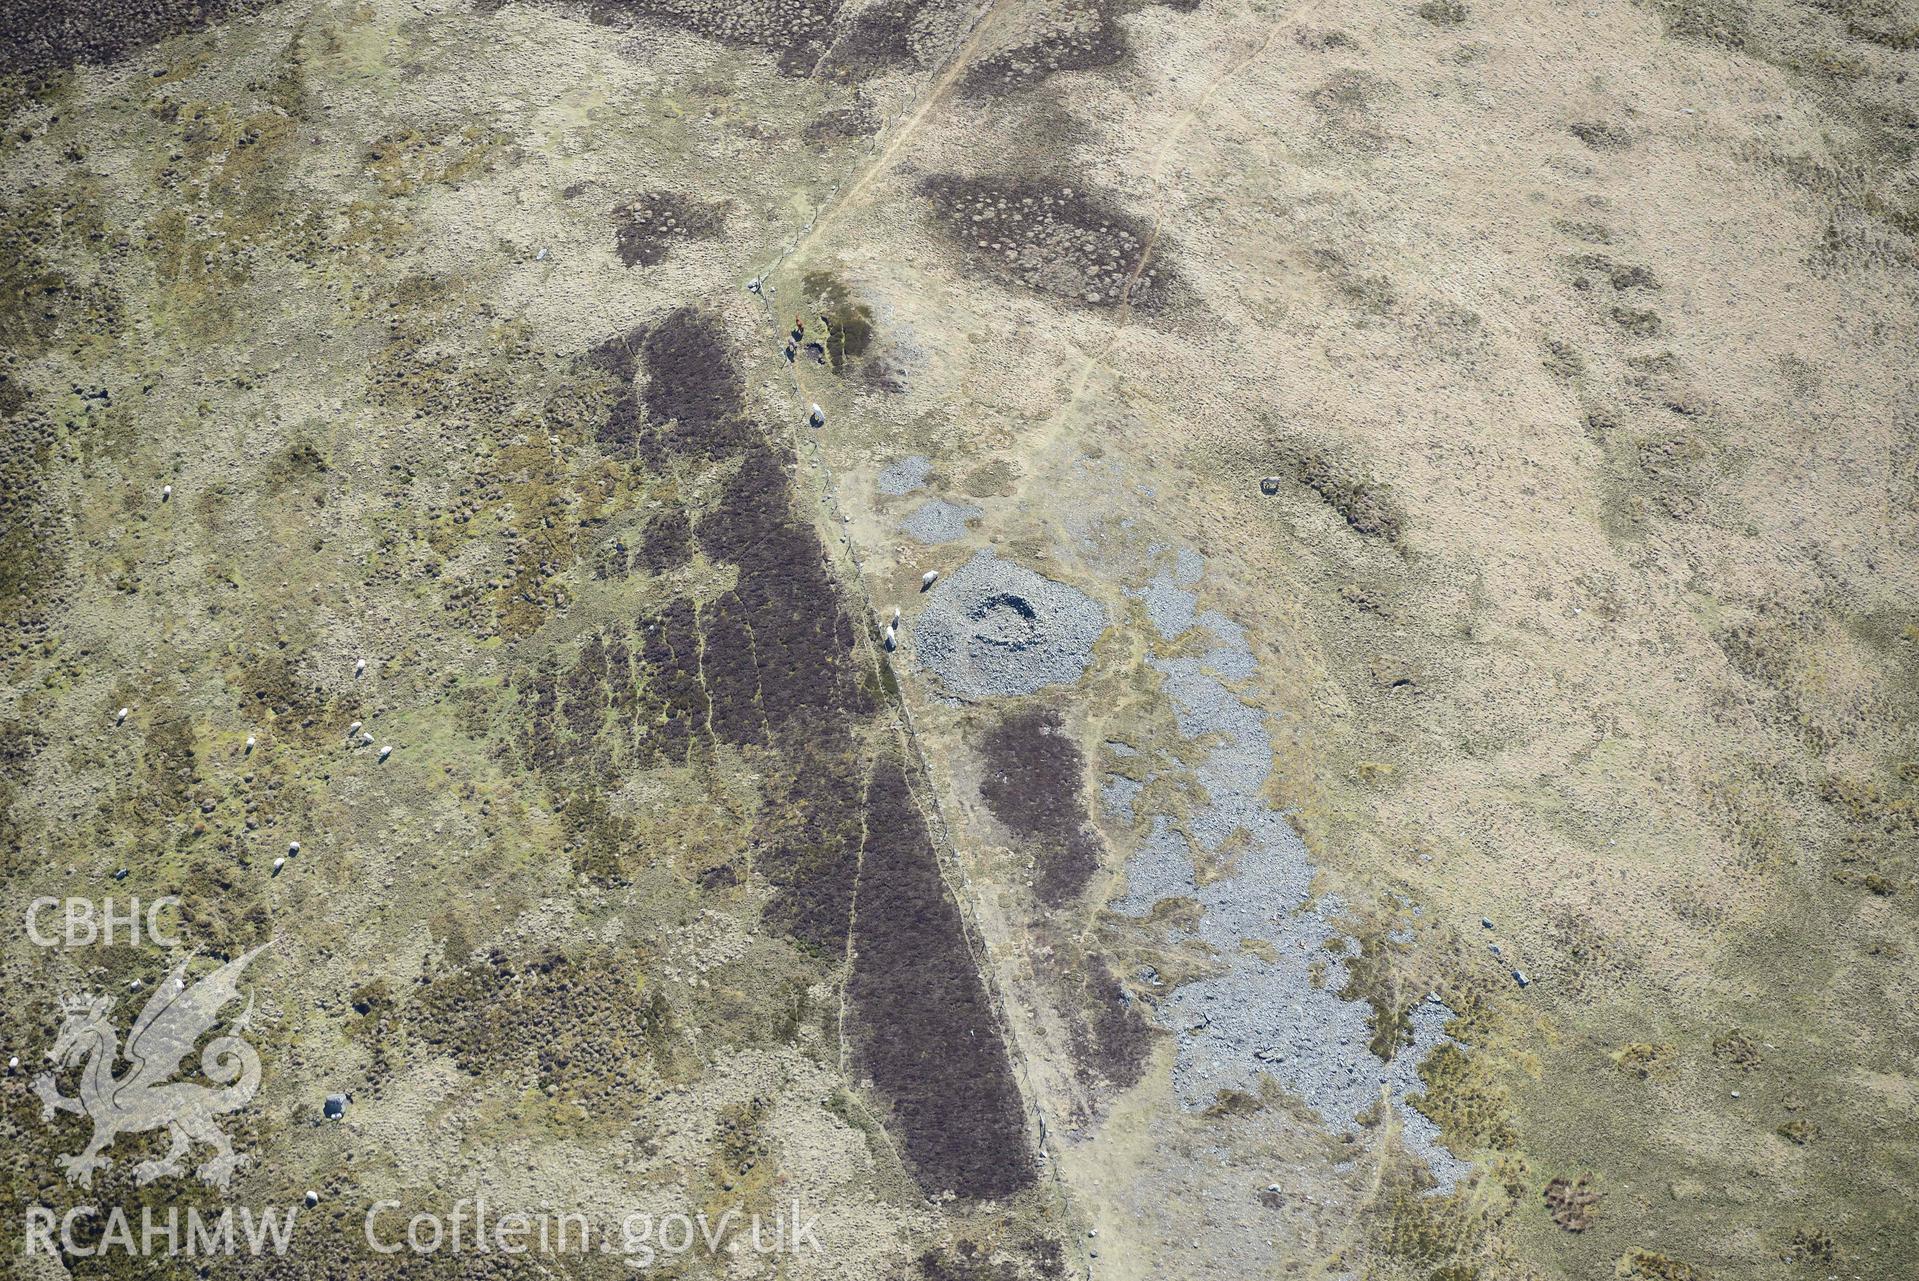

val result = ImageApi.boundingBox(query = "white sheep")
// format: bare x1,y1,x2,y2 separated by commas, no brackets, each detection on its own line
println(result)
920,570,939,591
354,658,367,677
377,744,392,762
114,707,129,725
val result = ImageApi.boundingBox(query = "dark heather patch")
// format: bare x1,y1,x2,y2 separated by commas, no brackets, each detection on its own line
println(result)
539,308,1033,1191
849,759,1036,1200
754,727,865,953
633,595,708,766
515,0,948,77
563,632,622,746
640,308,759,457
542,304,875,951
818,0,927,78
1064,955,1150,1089
1611,264,1661,292
918,173,1176,314
583,323,640,384
519,603,712,783
1289,447,1405,544
519,659,563,774
0,0,276,76
501,0,960,76
582,327,661,467
804,103,879,147
959,0,1196,96
961,0,1130,96
978,707,1101,905
1026,1235,1068,1278
1569,120,1634,150
696,446,872,734
637,504,692,575
613,192,729,268
698,589,773,748
578,0,842,74
917,1245,1025,1281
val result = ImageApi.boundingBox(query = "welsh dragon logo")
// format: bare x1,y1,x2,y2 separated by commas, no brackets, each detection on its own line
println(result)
33,944,269,1191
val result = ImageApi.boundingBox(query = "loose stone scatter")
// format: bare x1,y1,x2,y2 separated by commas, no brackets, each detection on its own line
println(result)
911,551,1106,698
1111,549,1469,1189
876,454,933,496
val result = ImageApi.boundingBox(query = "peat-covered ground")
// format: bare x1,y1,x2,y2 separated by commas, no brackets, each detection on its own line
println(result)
518,305,1036,1199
